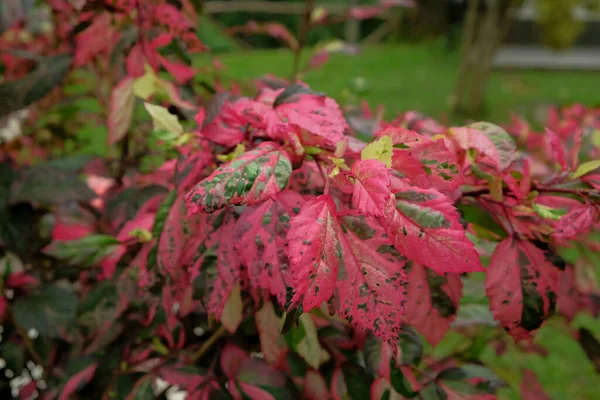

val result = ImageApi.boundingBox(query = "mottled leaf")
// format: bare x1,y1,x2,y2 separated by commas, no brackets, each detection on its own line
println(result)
404,263,462,346
381,181,483,274
287,195,340,311
234,190,304,305
186,142,292,214
485,238,561,340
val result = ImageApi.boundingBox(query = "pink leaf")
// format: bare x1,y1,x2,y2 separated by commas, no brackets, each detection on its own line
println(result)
107,77,135,145
404,263,462,345
207,211,241,318
335,229,406,346
186,142,292,215
276,94,347,147
486,238,561,340
234,191,304,305
220,344,249,380
58,363,98,400
521,369,551,400
352,159,391,218
158,55,196,84
380,180,483,274
553,204,598,239
288,195,340,311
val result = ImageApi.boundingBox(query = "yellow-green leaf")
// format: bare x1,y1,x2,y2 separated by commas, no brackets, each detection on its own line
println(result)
361,136,393,168
295,314,330,369
217,143,246,163
133,65,157,100
570,160,600,179
144,103,183,137
532,202,567,221
220,283,243,333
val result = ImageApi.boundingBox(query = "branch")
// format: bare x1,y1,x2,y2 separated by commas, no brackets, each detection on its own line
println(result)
188,324,228,363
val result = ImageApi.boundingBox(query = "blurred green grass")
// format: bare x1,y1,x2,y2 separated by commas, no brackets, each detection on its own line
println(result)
193,43,600,124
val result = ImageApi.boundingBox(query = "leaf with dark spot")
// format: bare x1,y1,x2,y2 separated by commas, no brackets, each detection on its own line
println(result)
186,142,292,214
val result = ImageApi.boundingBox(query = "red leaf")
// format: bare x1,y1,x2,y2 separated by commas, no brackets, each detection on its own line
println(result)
234,191,304,305
288,195,340,311
207,210,241,317
449,126,503,170
378,127,464,194
107,77,135,145
553,204,598,239
58,363,98,400
404,263,462,345
276,94,347,147
335,229,406,346
521,369,551,400
158,54,195,84
288,195,407,344
352,159,391,218
485,238,561,340
186,142,292,214
380,180,483,274
220,344,249,379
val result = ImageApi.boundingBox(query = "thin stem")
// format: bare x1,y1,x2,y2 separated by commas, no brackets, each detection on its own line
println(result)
189,324,228,363
291,0,314,80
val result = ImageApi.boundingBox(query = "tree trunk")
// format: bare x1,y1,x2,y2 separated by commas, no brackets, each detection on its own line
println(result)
453,0,516,117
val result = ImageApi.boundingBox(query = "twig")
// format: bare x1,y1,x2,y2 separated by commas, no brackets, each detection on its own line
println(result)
291,0,314,80
189,324,228,363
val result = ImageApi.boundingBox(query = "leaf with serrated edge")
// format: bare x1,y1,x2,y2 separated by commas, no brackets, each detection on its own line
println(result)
485,237,561,340
186,142,292,214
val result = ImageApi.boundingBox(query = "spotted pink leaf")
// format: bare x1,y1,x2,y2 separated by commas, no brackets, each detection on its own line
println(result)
377,127,465,195
380,180,483,274
186,142,292,215
404,262,462,346
335,229,406,346
485,238,561,340
352,159,391,218
276,94,347,147
553,204,598,239
288,195,340,311
234,190,304,305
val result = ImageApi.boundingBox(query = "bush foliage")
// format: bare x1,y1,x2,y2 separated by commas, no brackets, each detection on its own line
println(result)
1,1,599,399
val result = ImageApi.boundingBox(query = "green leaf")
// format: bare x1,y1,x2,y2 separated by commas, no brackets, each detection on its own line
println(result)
341,362,374,400
10,163,95,206
457,203,507,238
532,202,567,221
419,383,447,400
399,326,423,366
43,235,122,267
153,189,177,238
0,204,37,256
389,358,418,398
1,341,24,373
144,102,183,137
152,129,180,142
133,65,157,100
571,160,600,179
0,54,72,118
285,313,329,369
0,162,15,209
13,284,78,337
362,136,393,168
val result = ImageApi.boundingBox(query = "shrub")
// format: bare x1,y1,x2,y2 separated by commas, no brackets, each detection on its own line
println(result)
1,1,600,399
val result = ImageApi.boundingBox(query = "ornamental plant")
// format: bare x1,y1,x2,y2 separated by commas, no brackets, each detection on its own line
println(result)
1,2,600,400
